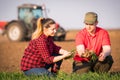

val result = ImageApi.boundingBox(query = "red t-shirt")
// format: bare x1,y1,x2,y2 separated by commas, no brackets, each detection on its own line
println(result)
21,34,61,71
74,27,111,62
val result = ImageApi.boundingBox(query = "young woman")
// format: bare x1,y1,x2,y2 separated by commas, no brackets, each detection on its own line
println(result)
21,18,72,76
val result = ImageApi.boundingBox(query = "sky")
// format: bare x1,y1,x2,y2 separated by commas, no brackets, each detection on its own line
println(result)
0,0,120,30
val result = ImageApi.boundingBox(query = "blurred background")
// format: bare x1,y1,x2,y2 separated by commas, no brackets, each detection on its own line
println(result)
0,0,120,73
0,0,120,30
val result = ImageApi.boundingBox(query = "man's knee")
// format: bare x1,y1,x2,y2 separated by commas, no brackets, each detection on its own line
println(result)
72,61,91,74
106,55,114,65
93,55,114,73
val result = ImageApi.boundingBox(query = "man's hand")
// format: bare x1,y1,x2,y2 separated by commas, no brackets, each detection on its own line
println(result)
98,53,106,61
81,49,93,58
81,49,98,62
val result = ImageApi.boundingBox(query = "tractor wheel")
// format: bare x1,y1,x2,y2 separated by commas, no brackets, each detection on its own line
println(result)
53,27,66,41
6,21,26,42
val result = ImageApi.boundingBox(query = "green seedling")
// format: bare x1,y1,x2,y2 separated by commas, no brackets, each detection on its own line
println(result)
65,49,76,59
90,51,98,63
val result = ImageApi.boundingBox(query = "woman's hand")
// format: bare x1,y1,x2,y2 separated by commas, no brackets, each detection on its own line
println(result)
53,49,72,62
63,51,72,58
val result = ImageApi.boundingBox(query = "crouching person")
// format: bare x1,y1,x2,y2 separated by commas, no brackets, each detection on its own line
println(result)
72,12,114,74
20,18,72,76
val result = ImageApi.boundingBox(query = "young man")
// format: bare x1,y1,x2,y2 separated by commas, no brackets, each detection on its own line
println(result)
73,12,114,74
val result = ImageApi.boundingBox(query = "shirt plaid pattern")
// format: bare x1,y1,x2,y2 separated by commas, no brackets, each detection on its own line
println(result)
21,34,61,71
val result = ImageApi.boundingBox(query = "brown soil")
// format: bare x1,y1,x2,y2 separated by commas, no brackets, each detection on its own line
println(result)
0,30,120,74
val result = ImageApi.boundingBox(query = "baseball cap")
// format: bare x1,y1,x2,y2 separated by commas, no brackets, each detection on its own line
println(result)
84,12,98,24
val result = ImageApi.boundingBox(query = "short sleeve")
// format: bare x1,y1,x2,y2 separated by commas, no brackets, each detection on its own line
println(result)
75,31,84,46
102,31,111,45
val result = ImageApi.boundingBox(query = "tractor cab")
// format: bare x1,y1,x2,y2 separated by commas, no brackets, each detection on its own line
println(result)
18,4,43,23
18,4,44,31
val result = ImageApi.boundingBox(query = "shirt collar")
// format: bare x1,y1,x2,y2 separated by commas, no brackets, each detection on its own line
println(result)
85,27,98,37
40,33,48,39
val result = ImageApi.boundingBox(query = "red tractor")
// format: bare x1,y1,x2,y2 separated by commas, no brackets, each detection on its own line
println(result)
0,4,66,42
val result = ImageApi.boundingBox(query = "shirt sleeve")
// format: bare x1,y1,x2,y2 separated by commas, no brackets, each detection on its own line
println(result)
53,43,61,53
102,31,111,45
75,31,84,46
50,37,61,53
36,39,54,64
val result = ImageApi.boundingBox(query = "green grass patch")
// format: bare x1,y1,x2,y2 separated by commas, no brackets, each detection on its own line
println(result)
0,71,120,80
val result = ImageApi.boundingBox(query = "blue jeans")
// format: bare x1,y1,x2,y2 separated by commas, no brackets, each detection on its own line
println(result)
23,68,54,76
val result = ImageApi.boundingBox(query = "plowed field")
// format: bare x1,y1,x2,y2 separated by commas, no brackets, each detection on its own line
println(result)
0,30,120,73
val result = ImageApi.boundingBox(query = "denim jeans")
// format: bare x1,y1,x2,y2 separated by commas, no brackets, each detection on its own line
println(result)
23,68,54,76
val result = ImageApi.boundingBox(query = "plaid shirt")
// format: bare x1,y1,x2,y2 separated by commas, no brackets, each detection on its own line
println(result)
21,34,61,71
